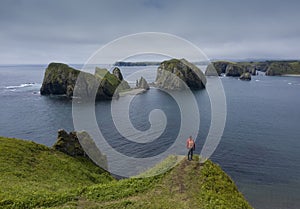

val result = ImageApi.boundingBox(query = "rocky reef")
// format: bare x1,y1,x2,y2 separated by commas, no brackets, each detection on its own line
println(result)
40,63,130,100
155,58,206,90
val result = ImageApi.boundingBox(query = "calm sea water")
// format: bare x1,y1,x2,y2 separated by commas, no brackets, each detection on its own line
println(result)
0,64,300,209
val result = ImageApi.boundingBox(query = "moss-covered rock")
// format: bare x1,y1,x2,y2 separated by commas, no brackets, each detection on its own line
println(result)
225,63,244,77
53,129,108,170
40,63,131,100
40,63,80,97
53,129,85,157
156,58,206,90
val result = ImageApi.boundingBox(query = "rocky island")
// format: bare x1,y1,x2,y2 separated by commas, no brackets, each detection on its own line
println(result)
40,59,208,101
40,63,133,100
155,58,206,90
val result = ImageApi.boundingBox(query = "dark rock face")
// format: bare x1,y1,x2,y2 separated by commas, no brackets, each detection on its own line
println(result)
53,129,86,157
53,129,108,170
250,67,257,76
155,59,206,90
205,61,230,76
240,72,251,80
205,63,221,76
113,67,131,90
40,63,80,97
112,67,124,81
40,63,131,100
136,76,150,90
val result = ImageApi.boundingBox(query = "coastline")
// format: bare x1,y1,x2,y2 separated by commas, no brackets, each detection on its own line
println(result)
0,136,252,208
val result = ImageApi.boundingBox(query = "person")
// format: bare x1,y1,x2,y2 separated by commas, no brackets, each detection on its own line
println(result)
186,136,195,161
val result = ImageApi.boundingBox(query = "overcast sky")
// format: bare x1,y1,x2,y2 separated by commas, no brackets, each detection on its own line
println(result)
0,0,299,64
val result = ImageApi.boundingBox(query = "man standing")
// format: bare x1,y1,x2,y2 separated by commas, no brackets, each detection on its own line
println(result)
186,136,195,161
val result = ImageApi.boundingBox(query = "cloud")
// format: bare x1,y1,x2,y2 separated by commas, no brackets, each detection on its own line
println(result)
0,0,300,64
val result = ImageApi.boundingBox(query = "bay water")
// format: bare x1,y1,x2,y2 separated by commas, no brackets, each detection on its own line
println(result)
0,64,299,209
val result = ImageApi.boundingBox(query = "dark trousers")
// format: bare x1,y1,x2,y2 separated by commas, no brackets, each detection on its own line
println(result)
187,148,194,160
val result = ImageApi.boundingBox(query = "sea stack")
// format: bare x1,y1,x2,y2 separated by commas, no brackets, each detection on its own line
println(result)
155,58,206,90
40,63,131,100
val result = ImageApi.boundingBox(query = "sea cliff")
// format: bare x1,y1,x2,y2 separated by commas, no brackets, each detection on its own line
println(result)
205,60,300,76
0,134,252,209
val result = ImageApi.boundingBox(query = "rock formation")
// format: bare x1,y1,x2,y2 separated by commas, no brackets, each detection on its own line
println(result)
40,63,80,97
205,61,231,76
225,63,244,77
155,58,206,90
53,129,108,170
239,72,251,80
112,67,131,90
53,129,86,157
40,63,130,100
136,76,150,90
205,63,221,76
112,67,123,80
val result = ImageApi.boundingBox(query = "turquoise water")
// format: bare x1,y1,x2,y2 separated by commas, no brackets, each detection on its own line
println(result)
0,65,300,208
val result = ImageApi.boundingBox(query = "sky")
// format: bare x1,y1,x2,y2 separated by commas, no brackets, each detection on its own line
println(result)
0,0,300,64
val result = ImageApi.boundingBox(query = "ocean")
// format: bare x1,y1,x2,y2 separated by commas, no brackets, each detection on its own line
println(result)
0,64,300,209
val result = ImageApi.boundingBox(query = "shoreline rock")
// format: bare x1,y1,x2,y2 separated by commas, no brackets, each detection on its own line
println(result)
53,129,108,170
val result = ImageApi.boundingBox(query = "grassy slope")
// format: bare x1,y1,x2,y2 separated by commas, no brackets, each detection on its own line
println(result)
0,137,252,209
0,137,113,208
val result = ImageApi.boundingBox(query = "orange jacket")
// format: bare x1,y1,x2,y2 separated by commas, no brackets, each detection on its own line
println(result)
186,139,195,149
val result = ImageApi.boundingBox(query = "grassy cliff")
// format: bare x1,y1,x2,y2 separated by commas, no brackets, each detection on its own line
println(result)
0,137,252,209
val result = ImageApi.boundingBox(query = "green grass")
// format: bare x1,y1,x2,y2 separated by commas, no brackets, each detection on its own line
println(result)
0,137,113,208
0,137,252,209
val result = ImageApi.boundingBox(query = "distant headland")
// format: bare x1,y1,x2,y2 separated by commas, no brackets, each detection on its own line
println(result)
205,60,300,77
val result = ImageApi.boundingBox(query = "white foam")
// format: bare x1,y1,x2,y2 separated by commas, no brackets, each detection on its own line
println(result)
6,83,35,89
